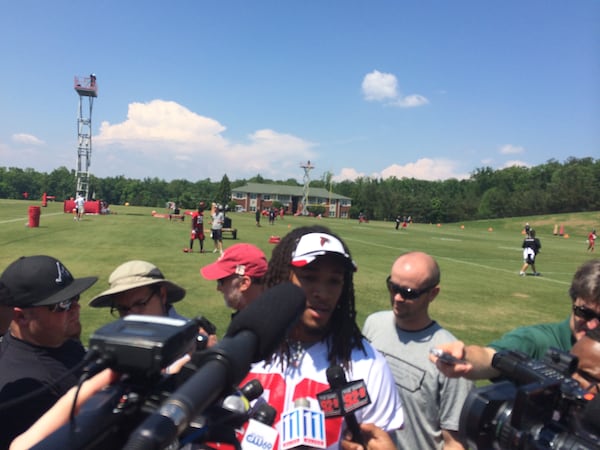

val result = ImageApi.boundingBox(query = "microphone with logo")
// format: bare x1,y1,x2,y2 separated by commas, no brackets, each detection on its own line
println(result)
184,379,266,446
281,398,327,449
241,403,278,450
316,365,371,447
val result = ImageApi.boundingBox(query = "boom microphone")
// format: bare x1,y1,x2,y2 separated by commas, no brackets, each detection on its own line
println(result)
123,282,305,450
225,282,305,360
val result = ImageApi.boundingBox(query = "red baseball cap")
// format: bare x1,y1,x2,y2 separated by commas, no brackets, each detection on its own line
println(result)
200,244,268,280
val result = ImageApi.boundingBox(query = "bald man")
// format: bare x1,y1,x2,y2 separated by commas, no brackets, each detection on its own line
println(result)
363,251,472,450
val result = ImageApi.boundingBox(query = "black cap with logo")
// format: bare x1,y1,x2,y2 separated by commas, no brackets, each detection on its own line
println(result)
0,255,97,308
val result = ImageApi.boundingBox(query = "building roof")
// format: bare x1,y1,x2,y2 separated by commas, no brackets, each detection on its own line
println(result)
233,183,351,200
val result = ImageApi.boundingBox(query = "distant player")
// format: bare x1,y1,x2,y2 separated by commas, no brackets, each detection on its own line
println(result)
520,229,542,276
74,193,85,221
588,229,597,252
189,203,205,253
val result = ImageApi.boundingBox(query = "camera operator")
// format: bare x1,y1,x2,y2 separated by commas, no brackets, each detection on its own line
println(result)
337,327,600,450
10,368,120,450
0,255,98,449
89,260,218,371
431,259,600,380
570,327,600,395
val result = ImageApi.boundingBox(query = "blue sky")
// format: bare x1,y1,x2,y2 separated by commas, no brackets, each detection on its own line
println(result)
1,1,598,185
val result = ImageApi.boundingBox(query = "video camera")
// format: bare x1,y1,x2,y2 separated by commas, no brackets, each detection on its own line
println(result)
33,282,306,450
459,347,600,449
33,315,233,449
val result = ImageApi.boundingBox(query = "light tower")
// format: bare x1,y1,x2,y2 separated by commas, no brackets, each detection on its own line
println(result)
73,74,97,200
300,160,314,216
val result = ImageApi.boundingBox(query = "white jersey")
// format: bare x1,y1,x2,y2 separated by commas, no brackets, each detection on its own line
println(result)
241,337,404,450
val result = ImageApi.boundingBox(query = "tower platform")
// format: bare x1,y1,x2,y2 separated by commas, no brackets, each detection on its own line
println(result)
74,75,98,97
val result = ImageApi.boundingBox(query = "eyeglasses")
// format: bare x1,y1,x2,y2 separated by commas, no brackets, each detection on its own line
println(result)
572,304,600,322
110,290,156,317
386,276,434,300
48,295,80,313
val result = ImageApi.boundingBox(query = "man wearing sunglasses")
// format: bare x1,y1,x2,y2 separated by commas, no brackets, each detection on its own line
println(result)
0,255,97,449
363,251,473,450
432,259,600,381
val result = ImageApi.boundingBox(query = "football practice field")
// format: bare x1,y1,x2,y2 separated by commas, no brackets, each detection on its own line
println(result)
1,199,598,347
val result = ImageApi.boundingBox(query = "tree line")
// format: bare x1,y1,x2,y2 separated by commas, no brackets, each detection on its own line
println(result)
1,157,598,223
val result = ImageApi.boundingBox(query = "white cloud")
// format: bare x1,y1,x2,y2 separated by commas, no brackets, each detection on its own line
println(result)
333,167,367,182
334,158,468,182
94,99,316,180
379,158,468,180
361,70,428,108
96,100,228,151
362,70,398,101
12,133,44,145
499,144,524,155
393,94,429,108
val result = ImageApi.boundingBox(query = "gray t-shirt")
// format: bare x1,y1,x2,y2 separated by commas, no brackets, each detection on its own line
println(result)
211,211,224,230
363,311,473,450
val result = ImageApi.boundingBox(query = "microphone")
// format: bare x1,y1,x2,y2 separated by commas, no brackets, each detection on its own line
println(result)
123,283,306,450
241,379,264,402
225,282,305,360
241,403,278,450
221,379,264,414
317,365,371,446
280,398,326,449
185,381,266,448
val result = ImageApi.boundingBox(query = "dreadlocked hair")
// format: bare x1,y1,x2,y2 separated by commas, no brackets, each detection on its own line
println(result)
264,225,365,370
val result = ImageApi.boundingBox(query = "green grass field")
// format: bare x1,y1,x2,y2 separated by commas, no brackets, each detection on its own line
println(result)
1,199,598,347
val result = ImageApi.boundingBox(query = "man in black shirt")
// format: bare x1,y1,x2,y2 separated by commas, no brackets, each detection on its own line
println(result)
520,229,542,276
0,255,97,448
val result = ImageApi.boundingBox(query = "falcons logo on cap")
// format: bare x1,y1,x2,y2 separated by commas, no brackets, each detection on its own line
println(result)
320,236,330,247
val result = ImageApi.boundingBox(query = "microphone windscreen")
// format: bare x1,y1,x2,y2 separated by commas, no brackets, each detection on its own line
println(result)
252,403,277,426
225,282,305,361
241,379,264,401
326,365,347,388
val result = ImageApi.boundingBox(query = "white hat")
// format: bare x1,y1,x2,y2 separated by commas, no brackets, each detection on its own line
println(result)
89,260,185,308
291,232,356,271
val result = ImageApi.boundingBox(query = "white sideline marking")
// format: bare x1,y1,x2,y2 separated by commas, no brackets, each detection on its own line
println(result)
0,212,64,224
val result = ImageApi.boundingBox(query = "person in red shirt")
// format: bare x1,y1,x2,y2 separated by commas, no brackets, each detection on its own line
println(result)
588,229,597,252
189,203,206,253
